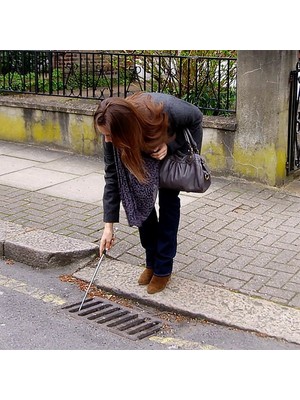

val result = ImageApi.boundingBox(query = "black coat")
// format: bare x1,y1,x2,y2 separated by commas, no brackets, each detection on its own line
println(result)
102,93,203,223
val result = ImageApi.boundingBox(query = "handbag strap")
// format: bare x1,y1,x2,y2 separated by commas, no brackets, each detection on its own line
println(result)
183,128,199,153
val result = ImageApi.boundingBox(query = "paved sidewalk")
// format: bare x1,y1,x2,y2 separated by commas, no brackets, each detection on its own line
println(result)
1,140,300,344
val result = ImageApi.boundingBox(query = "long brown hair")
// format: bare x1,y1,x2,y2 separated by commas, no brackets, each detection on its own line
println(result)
94,92,169,183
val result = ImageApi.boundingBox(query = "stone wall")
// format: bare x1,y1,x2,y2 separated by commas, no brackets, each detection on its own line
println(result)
0,95,103,157
235,50,298,186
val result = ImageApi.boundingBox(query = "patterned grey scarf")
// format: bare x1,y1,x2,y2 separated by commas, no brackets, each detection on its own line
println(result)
113,148,160,227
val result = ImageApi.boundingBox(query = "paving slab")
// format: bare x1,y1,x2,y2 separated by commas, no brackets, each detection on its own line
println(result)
0,145,69,162
0,167,78,191
0,141,41,155
74,259,300,345
38,172,105,203
0,155,39,175
38,155,102,175
283,180,300,197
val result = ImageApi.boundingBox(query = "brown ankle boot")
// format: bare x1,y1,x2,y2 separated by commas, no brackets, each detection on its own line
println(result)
147,275,170,294
138,268,154,285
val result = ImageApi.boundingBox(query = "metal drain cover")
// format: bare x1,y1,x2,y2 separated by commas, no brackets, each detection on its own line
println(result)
62,298,163,340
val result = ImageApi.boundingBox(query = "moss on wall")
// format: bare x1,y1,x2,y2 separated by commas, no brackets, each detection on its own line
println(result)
69,115,98,156
233,144,286,186
202,132,287,186
202,128,235,174
30,110,63,145
0,104,101,157
0,107,27,141
202,142,227,172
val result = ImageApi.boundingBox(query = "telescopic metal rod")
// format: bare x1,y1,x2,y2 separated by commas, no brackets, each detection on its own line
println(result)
78,249,106,311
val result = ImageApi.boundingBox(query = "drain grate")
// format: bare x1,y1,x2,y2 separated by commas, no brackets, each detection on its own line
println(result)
62,298,163,340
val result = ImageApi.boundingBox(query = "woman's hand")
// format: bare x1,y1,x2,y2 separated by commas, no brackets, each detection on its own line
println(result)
150,143,168,160
99,223,116,256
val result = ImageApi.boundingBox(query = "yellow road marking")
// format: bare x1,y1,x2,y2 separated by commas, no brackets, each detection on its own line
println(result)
0,273,66,306
149,336,219,350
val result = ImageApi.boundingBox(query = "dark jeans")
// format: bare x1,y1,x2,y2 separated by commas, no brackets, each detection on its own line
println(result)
138,188,181,277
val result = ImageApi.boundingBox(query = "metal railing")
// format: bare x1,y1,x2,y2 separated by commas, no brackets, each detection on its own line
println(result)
0,50,237,115
287,62,300,175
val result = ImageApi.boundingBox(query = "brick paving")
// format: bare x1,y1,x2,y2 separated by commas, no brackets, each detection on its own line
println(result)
0,186,99,239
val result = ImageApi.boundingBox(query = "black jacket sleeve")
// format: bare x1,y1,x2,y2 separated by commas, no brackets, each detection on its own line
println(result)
102,140,120,223
168,99,203,154
148,93,203,155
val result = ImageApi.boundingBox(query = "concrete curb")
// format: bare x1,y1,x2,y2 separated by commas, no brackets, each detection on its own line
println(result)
0,221,98,268
74,259,300,345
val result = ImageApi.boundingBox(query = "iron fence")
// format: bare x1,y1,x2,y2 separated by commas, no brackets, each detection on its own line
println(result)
0,50,237,115
287,61,300,175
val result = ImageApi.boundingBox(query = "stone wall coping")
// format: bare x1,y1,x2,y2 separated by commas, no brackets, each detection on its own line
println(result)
0,93,237,131
203,115,236,131
0,93,99,115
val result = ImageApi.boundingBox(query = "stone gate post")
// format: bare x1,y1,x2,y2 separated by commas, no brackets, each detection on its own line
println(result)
235,50,298,186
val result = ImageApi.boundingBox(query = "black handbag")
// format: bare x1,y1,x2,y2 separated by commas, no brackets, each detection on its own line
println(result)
159,128,211,193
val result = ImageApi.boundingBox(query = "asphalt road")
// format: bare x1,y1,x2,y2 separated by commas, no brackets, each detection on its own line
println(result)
1,258,299,351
